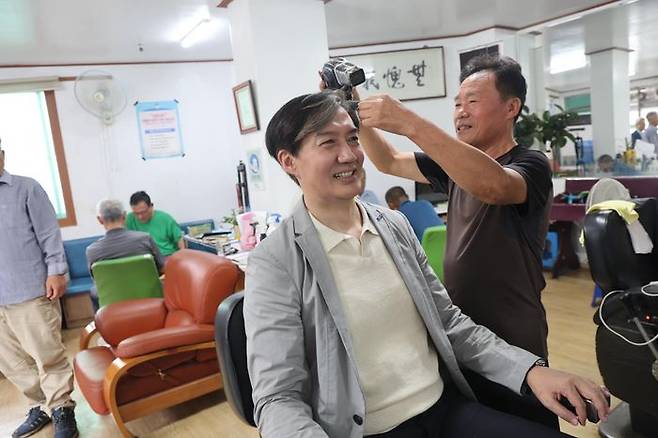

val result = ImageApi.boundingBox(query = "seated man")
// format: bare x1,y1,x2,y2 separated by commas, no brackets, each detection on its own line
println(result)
244,91,609,438
597,154,638,176
87,199,165,273
126,191,184,257
385,185,444,241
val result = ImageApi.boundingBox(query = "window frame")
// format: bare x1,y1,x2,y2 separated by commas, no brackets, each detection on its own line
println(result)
43,90,77,227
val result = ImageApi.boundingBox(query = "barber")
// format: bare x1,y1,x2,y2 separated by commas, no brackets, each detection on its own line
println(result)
352,55,555,428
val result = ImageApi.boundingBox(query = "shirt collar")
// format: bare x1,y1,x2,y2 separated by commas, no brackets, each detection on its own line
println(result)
309,202,379,252
0,170,13,186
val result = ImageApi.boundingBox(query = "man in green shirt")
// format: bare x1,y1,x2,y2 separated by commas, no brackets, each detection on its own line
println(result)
126,191,184,257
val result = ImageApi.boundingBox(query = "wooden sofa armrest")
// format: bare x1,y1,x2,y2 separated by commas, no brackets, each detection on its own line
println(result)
80,321,99,350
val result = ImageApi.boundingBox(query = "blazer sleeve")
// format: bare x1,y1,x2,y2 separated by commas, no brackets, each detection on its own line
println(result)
244,246,329,438
394,211,538,394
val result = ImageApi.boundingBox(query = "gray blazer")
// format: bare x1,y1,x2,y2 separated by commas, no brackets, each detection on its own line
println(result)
244,200,538,438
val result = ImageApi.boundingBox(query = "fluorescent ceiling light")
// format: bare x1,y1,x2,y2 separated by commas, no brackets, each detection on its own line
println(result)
550,48,587,74
180,18,218,48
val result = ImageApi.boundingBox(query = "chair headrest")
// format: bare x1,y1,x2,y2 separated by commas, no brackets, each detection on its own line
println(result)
164,249,240,324
584,198,658,292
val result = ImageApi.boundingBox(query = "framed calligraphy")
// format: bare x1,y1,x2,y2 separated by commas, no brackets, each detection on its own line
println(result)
337,46,446,101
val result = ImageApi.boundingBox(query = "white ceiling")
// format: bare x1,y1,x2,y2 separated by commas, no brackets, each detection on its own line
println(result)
0,0,233,65
323,0,612,48
0,0,656,94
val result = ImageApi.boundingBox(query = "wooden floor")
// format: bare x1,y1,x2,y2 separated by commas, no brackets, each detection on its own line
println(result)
0,269,608,438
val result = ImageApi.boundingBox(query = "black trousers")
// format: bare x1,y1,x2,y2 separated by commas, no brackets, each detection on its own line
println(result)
367,385,571,438
463,368,560,430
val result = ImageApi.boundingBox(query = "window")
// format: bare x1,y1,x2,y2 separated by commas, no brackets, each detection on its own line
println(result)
0,90,76,226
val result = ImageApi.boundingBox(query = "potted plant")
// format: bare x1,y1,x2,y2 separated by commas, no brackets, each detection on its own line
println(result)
514,105,578,171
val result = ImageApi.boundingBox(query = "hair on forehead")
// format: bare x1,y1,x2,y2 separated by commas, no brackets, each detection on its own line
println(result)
266,90,359,162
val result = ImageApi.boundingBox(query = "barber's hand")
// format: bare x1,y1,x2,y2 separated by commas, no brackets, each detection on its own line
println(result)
45,275,67,300
526,366,610,426
358,95,417,137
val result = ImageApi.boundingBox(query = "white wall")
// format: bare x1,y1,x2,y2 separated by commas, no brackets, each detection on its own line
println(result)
330,29,537,204
0,62,243,239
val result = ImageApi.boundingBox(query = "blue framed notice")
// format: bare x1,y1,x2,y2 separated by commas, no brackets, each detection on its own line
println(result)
135,100,184,159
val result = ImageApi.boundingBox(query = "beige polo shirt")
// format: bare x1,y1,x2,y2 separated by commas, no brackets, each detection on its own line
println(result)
310,204,443,435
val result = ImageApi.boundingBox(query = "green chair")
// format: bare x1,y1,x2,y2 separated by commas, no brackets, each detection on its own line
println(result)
421,225,447,281
91,254,163,308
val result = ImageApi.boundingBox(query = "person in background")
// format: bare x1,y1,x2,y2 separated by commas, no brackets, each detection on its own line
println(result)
643,111,658,154
126,191,184,258
0,139,78,438
385,186,443,241
357,168,381,205
631,117,645,148
597,154,637,176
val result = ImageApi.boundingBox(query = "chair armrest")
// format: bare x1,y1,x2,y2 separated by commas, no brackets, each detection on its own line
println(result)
95,298,167,347
116,324,215,358
79,321,98,350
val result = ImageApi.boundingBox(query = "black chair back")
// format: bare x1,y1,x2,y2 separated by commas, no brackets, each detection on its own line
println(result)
215,291,255,427
583,198,658,293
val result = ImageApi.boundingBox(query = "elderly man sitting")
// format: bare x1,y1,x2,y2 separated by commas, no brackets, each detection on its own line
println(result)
86,199,164,307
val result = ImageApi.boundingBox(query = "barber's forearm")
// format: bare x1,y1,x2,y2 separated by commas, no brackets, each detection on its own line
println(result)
178,238,185,250
360,125,429,183
408,117,520,204
360,126,397,173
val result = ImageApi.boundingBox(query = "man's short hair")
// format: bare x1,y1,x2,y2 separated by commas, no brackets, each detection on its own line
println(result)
265,91,359,184
385,186,408,204
97,199,125,222
129,190,152,207
459,55,527,121
647,111,657,119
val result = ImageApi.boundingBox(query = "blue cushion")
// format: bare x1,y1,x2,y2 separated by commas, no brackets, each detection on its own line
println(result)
67,277,93,294
63,236,103,280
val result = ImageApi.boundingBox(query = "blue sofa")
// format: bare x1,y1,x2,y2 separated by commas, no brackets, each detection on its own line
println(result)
63,235,102,295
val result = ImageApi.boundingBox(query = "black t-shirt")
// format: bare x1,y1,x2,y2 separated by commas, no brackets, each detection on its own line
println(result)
415,146,553,357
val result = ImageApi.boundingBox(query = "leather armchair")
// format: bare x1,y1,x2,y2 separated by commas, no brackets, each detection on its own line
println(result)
74,249,241,437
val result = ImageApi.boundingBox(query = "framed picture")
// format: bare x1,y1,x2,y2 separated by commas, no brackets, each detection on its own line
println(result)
232,80,260,134
336,46,446,101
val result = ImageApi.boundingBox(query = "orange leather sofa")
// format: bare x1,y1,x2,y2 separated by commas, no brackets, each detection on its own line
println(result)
74,249,241,437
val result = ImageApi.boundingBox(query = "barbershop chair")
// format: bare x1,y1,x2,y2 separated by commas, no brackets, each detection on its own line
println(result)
91,254,163,308
214,291,255,427
583,198,658,438
421,225,447,281
74,250,241,437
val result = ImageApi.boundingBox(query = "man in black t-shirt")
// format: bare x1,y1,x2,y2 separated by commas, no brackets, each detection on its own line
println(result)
356,55,556,428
